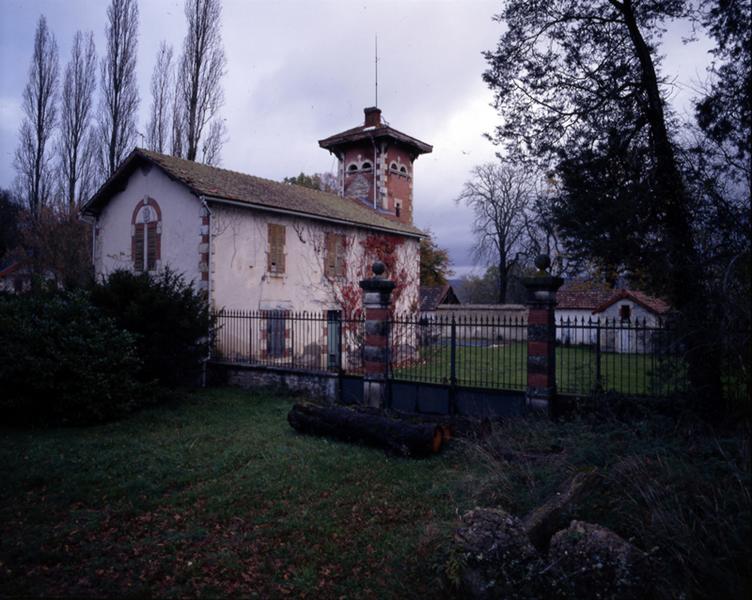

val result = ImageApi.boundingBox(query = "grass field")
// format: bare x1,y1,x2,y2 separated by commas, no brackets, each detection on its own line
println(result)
393,341,688,397
0,388,478,598
1,387,748,598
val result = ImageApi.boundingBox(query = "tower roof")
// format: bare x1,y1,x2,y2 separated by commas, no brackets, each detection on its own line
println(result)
319,107,432,158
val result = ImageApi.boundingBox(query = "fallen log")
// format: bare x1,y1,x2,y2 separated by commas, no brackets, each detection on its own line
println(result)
287,403,443,457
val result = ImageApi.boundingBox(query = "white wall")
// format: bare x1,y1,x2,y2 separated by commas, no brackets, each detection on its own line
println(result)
209,204,420,314
94,167,203,284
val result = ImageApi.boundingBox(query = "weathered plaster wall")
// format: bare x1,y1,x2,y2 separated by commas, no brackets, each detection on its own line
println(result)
93,166,203,284
209,204,420,315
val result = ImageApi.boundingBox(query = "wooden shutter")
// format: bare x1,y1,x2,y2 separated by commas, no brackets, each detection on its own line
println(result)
267,224,285,274
133,224,145,271
146,222,158,271
335,235,346,277
325,233,336,277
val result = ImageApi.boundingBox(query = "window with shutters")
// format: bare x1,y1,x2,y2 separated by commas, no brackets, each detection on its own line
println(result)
324,233,346,278
132,200,161,273
267,223,286,275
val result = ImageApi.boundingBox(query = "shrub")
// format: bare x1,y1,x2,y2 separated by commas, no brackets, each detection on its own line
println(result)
0,291,142,424
90,269,212,387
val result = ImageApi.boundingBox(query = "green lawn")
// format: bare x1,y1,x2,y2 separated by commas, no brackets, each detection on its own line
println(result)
0,389,477,598
393,341,688,397
1,388,748,598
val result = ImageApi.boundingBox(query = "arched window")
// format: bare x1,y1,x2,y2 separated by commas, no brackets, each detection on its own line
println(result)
399,165,408,175
390,161,399,172
131,198,162,272
361,161,372,171
347,163,358,173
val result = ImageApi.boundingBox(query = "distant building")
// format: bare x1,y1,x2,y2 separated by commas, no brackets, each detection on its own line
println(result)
419,284,461,317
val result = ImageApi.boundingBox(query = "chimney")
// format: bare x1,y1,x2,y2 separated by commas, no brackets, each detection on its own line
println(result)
364,106,381,127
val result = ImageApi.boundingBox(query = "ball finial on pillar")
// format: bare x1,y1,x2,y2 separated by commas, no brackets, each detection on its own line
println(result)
372,261,386,277
534,254,551,274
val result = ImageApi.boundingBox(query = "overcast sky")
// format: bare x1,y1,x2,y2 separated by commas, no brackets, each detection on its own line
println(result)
0,0,714,276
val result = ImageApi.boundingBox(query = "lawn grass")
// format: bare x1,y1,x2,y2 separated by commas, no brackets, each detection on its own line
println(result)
0,388,478,598
393,341,688,396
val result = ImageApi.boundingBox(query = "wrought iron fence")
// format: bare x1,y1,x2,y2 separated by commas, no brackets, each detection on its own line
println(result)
389,313,528,390
212,310,738,400
555,317,688,397
212,309,365,374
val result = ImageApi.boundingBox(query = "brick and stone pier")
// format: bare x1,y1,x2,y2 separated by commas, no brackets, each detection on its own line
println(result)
523,255,563,414
360,261,395,408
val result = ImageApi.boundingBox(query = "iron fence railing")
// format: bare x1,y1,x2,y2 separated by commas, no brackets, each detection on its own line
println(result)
389,313,528,390
555,317,688,397
212,310,744,400
212,309,364,374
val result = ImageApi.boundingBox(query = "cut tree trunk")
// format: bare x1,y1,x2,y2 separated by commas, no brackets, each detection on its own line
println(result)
287,403,443,457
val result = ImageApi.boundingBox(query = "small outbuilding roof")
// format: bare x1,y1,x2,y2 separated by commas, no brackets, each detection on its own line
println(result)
593,289,671,315
556,280,614,310
419,284,461,312
82,148,424,238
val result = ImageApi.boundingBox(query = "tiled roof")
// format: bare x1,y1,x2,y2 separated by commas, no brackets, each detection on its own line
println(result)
593,289,671,315
556,280,614,310
419,284,460,312
319,124,432,156
83,148,424,238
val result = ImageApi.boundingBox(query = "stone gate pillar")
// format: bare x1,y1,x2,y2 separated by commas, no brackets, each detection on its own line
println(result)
522,255,563,414
360,261,395,408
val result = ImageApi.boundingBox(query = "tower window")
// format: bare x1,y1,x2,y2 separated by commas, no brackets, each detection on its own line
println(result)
361,161,372,171
400,165,408,175
347,163,358,173
390,161,399,172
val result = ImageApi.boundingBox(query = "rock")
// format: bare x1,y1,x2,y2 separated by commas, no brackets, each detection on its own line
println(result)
522,469,599,551
548,520,651,599
451,508,539,599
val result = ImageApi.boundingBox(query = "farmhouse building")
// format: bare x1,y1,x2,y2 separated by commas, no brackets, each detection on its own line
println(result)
82,108,432,318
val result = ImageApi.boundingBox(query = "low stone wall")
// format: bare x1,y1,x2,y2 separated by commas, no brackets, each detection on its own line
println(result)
434,304,528,342
209,361,339,402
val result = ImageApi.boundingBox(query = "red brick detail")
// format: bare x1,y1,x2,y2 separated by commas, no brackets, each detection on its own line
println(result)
202,216,209,226
284,328,290,339
366,334,387,347
366,308,389,320
528,340,551,356
528,309,551,325
260,350,267,360
283,349,290,358
528,372,550,388
260,330,267,340
364,360,386,374
201,271,209,281
201,234,209,244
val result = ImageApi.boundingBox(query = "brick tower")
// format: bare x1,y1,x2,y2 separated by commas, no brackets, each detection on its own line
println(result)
318,107,432,225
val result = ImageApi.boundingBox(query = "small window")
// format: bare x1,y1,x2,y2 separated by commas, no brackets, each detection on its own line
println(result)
266,310,286,358
620,304,631,321
267,223,286,274
361,161,372,171
325,233,346,278
390,161,399,172
399,165,407,174
132,199,161,273
347,163,358,172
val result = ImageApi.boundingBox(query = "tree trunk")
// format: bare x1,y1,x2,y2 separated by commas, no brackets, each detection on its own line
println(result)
618,0,721,403
287,403,443,457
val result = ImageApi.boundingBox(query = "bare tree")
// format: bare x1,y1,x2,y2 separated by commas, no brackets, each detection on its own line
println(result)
97,0,139,179
200,117,226,165
177,0,227,162
14,15,59,220
170,88,185,158
146,41,174,153
456,162,536,303
58,31,97,213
